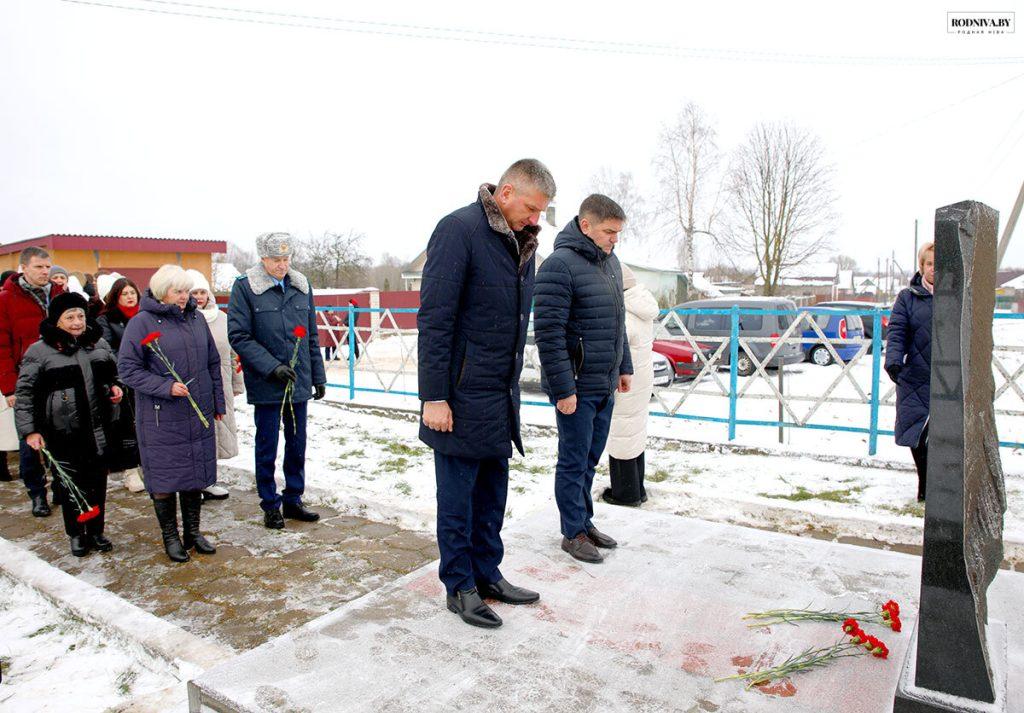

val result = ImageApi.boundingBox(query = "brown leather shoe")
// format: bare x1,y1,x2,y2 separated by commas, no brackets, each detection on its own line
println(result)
561,533,603,563
587,526,617,549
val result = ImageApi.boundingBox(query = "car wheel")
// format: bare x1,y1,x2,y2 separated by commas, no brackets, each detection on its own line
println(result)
736,354,755,376
810,345,833,366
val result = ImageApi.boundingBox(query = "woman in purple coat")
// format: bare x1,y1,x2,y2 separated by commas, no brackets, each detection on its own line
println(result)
118,265,225,562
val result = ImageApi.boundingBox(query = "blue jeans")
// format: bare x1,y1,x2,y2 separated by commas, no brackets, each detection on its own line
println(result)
20,438,46,499
554,392,614,539
253,400,307,512
434,453,508,596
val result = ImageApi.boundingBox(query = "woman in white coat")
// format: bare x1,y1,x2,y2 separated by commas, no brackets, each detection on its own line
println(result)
603,265,659,506
187,270,244,500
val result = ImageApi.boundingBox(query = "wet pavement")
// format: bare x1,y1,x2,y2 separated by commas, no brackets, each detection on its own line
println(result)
0,454,438,652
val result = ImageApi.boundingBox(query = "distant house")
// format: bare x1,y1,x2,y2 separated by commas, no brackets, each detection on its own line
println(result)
0,234,226,288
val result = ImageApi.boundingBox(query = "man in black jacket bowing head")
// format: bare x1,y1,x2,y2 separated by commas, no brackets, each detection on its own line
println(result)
417,159,556,629
534,194,633,565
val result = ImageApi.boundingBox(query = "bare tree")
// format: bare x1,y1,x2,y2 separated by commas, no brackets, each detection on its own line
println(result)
724,122,838,296
652,101,723,272
293,231,371,288
214,242,256,273
831,254,858,271
365,252,406,292
587,167,651,243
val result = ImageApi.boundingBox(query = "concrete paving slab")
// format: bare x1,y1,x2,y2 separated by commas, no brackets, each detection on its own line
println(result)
188,504,1024,712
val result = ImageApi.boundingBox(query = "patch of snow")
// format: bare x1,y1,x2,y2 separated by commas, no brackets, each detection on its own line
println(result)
0,575,179,712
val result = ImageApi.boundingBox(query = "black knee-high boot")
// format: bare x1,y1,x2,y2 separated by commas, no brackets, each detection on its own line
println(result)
152,495,189,562
180,491,215,555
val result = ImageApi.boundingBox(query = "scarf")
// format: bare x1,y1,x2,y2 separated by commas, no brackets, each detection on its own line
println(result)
118,303,140,320
922,276,934,294
19,276,51,312
199,300,221,324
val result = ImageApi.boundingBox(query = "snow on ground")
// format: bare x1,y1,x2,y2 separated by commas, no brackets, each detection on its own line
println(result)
219,399,1024,550
0,575,178,712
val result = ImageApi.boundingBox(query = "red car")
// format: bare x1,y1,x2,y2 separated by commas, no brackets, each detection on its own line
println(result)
652,339,707,380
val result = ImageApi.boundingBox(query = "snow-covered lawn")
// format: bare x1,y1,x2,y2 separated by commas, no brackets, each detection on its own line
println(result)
219,400,1024,549
0,576,177,712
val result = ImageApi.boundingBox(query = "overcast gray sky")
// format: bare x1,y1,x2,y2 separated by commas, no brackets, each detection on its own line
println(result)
2,0,1022,273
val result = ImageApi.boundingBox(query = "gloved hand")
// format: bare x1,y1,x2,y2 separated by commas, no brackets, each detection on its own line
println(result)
313,384,326,400
271,364,297,383
884,363,902,384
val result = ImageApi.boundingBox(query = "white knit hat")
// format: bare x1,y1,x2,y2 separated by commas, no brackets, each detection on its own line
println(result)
185,269,211,293
96,272,124,301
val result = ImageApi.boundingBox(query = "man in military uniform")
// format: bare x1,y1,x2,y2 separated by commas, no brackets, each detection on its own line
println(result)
228,233,327,528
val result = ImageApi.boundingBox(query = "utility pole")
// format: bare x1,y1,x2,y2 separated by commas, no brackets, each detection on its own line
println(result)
913,219,919,273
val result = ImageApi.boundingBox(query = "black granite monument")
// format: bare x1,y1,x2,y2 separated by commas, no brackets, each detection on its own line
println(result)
894,200,1007,712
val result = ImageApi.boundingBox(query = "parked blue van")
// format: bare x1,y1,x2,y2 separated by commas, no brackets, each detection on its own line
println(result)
801,310,866,366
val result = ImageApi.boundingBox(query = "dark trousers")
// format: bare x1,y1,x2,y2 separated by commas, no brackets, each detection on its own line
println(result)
910,424,928,501
253,400,308,512
607,452,646,504
53,469,107,538
554,392,614,539
434,452,508,596
20,438,46,498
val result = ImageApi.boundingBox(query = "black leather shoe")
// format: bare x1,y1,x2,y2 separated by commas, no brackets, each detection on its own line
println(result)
264,509,285,529
90,535,113,552
587,526,618,549
31,494,51,517
70,535,89,557
477,578,540,605
282,503,320,522
561,533,603,563
446,588,502,628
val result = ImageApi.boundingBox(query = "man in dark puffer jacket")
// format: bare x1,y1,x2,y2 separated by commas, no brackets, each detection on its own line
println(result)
534,194,633,564
418,159,556,629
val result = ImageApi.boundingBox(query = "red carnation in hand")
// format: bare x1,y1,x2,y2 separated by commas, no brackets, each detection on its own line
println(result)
141,331,162,346
76,505,101,523
293,325,307,339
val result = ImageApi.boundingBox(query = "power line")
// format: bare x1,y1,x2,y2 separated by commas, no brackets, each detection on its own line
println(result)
58,0,1024,67
850,71,1024,147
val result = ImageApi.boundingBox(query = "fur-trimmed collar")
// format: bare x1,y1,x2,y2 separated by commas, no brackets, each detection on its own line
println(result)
244,265,310,296
479,183,540,270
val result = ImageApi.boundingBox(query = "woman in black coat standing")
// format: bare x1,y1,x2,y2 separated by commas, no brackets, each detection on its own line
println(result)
885,241,934,502
14,292,124,556
97,277,145,492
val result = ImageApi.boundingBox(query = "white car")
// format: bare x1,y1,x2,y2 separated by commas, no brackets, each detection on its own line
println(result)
652,351,674,388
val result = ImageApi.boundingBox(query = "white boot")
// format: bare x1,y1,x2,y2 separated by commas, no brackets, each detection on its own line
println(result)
124,468,145,493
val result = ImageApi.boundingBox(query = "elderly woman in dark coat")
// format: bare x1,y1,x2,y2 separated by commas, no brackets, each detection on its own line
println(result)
118,265,225,563
14,292,124,556
885,241,934,502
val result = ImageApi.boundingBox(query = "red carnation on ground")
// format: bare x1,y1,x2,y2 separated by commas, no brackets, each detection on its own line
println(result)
842,618,860,634
140,331,161,346
76,505,101,523
883,600,900,617
293,325,307,338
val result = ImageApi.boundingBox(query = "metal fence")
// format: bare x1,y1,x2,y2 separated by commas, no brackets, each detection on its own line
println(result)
314,305,1024,455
